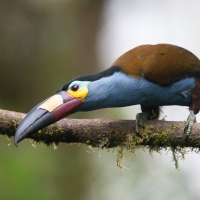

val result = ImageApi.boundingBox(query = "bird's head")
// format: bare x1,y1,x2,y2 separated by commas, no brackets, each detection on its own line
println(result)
14,66,127,145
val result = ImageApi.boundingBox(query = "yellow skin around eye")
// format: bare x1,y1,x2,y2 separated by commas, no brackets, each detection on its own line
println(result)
67,87,89,99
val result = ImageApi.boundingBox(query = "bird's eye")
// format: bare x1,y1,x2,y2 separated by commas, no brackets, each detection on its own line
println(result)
71,84,79,91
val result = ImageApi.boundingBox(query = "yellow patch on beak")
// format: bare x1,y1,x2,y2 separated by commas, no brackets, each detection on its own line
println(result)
38,94,63,112
67,87,89,99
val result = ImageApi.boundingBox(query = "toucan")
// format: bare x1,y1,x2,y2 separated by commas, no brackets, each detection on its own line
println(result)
14,44,200,146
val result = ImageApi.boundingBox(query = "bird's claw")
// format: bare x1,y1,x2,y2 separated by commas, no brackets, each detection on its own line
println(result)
135,112,149,137
184,110,196,138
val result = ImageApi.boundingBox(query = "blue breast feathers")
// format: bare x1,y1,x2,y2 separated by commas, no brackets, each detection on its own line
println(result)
78,71,196,111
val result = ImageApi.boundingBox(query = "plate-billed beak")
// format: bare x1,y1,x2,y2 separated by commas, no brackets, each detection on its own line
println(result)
14,91,83,146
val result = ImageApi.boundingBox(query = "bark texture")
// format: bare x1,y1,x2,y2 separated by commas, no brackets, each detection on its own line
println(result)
1,109,200,149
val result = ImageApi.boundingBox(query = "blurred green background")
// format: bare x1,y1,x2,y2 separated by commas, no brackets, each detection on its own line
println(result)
1,0,200,199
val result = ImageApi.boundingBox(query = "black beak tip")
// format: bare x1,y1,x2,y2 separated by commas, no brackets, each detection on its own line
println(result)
14,130,24,147
14,130,19,147
14,140,18,147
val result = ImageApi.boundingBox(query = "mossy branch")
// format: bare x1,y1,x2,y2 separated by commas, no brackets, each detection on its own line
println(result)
1,108,200,149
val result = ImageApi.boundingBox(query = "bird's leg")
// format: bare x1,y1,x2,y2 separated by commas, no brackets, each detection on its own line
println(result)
136,105,161,137
135,112,149,136
184,110,196,137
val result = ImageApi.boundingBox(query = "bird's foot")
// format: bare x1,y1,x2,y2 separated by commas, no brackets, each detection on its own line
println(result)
184,110,196,138
135,112,149,137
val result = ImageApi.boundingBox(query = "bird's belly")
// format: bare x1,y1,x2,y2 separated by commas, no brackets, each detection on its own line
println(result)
135,77,196,106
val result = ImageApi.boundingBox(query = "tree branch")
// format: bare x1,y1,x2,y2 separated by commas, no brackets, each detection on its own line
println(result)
1,108,200,149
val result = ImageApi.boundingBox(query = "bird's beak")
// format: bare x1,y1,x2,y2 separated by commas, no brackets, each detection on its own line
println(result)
14,91,84,146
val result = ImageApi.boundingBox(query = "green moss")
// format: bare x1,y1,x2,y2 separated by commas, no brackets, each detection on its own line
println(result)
43,125,64,135
26,125,65,146
2,115,200,170
153,129,170,146
115,125,189,170
91,131,110,148
117,146,125,170
6,119,20,138
86,140,91,144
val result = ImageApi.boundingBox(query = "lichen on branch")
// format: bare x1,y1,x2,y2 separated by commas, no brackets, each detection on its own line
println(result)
1,108,200,169
1,108,200,149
